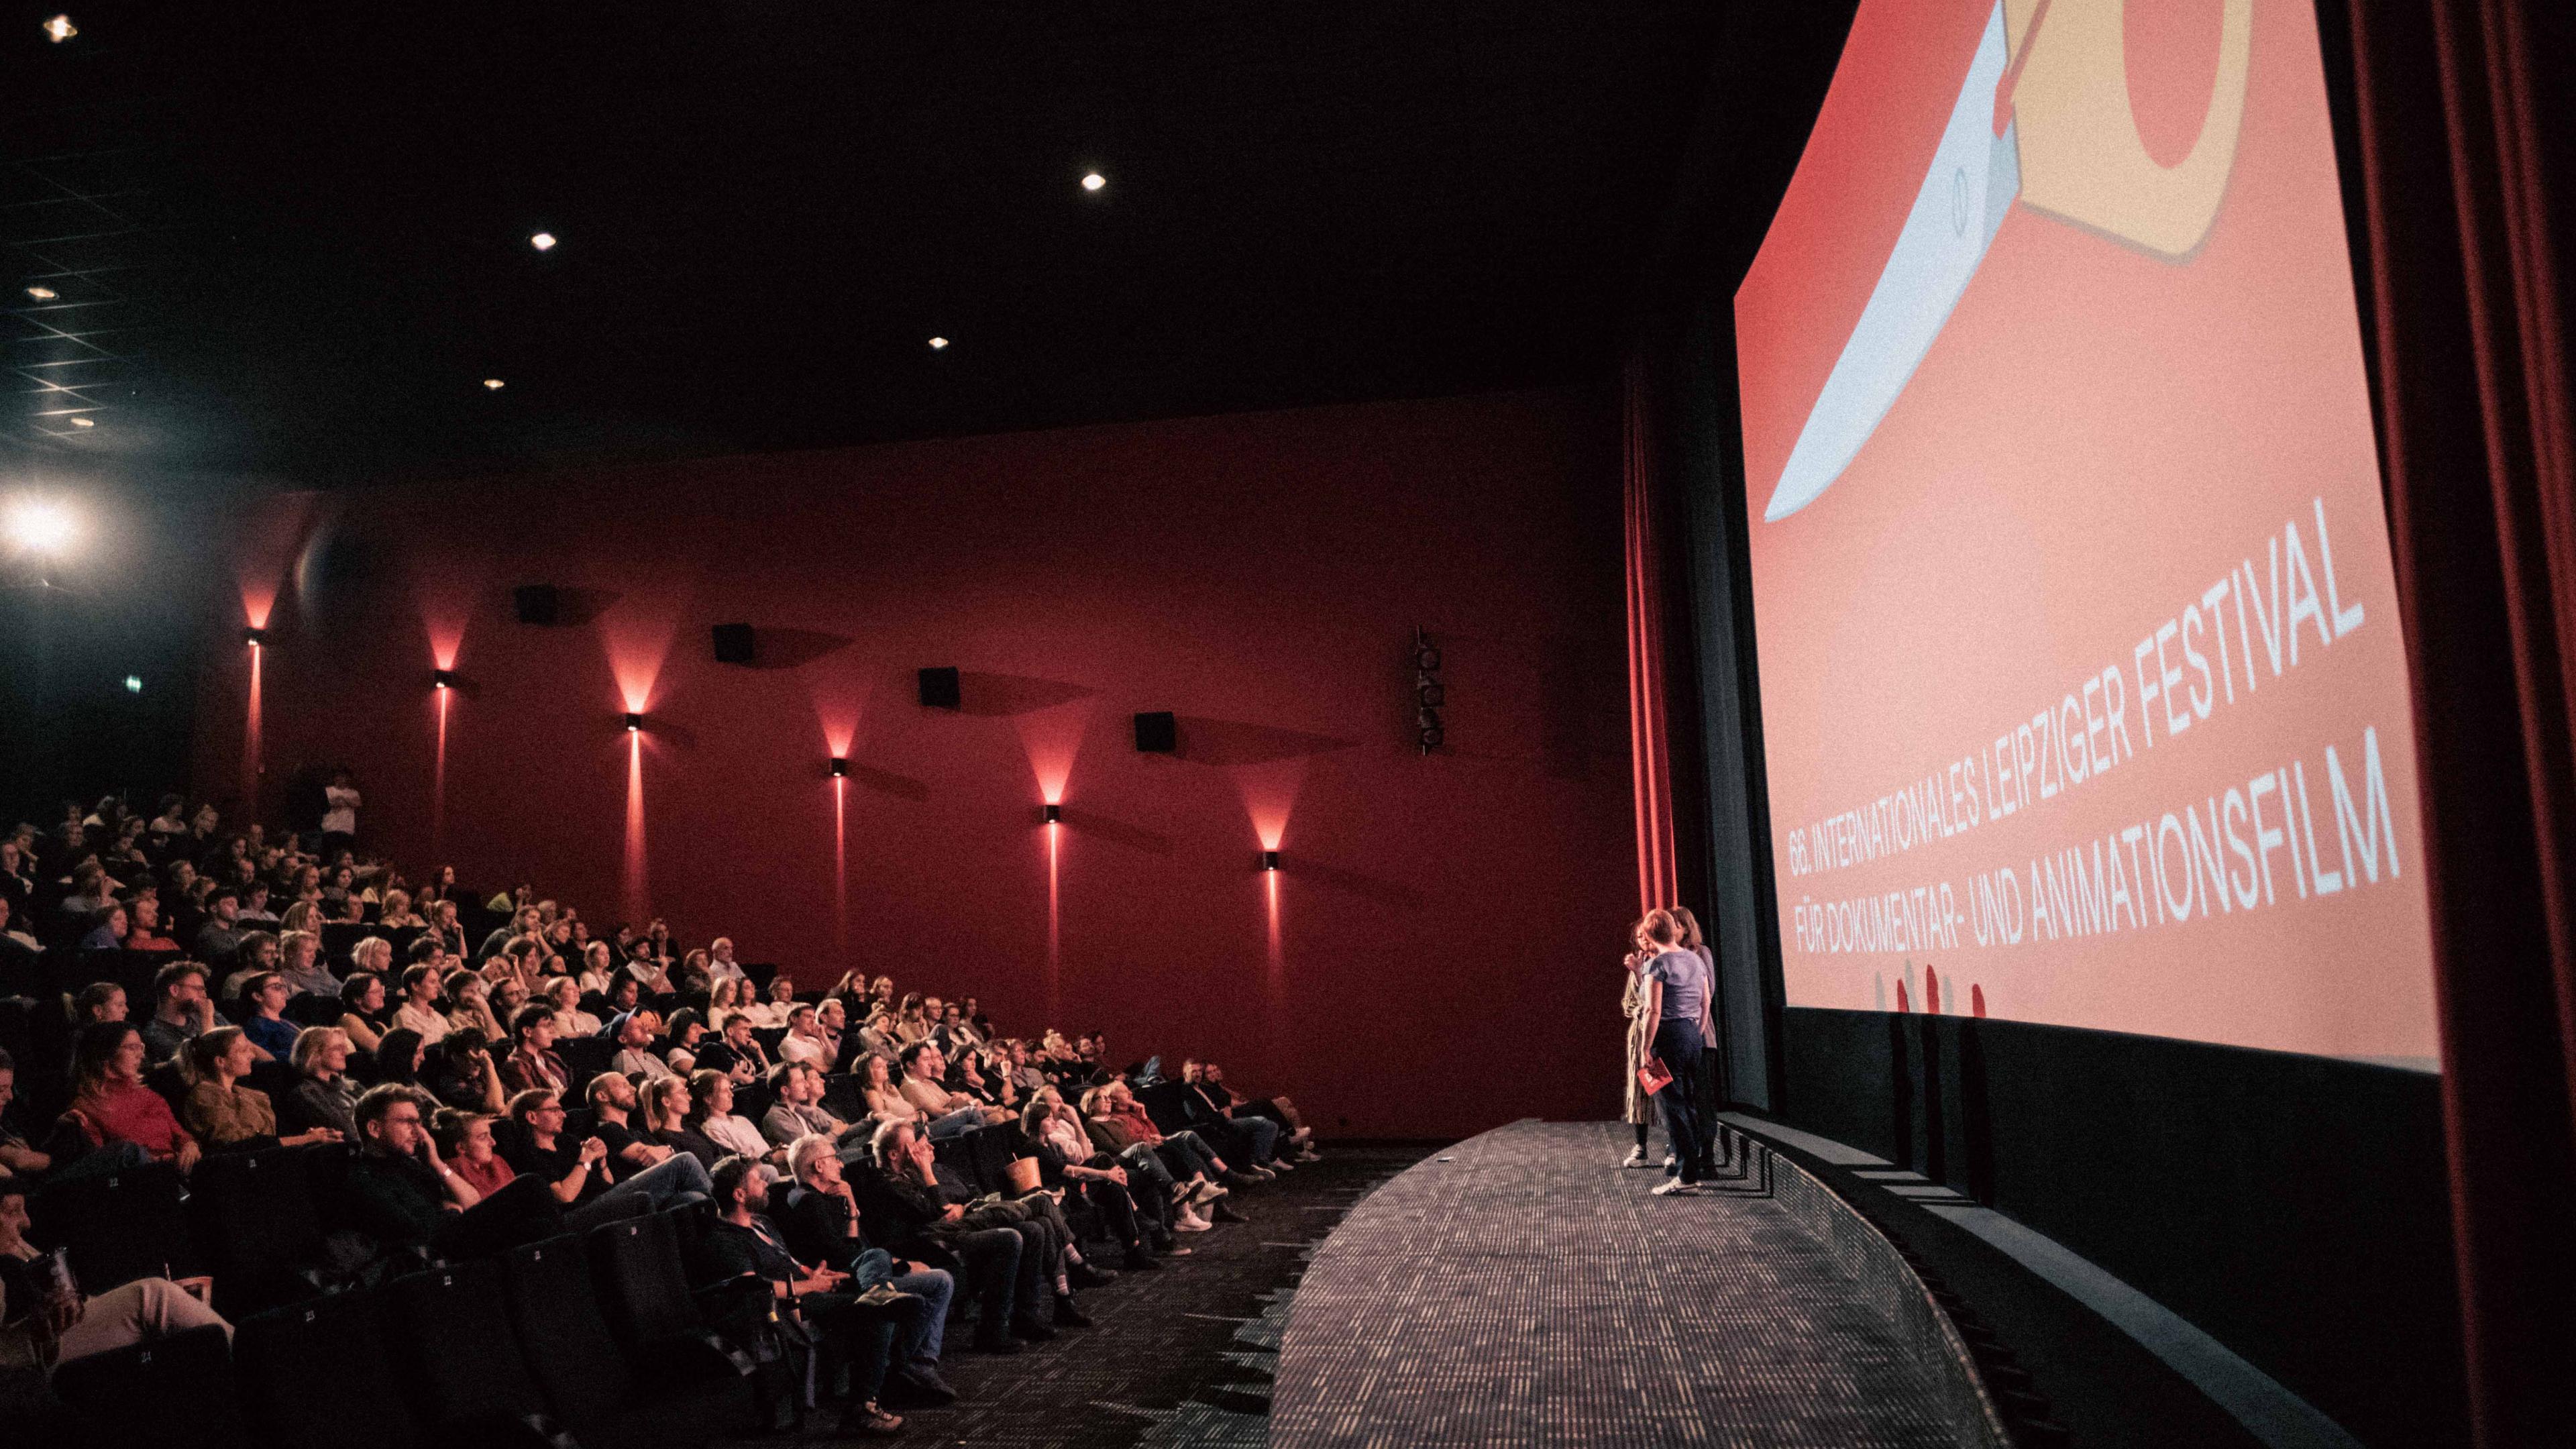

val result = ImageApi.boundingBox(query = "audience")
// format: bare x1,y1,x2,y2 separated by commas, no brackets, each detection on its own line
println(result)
1,785,1328,1440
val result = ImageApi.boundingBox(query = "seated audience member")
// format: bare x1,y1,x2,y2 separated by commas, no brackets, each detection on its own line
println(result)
72,981,126,1026
66,1022,199,1173
377,888,424,930
676,948,713,994
431,1108,517,1200
123,895,181,953
623,938,672,995
180,1026,340,1151
704,977,744,1030
894,1043,1010,1140
237,971,301,1061
777,1004,833,1067
762,1061,869,1157
609,1010,674,1081
663,1007,713,1059
0,1052,51,1182
336,971,390,1054
639,1075,720,1169
575,940,616,996
597,974,644,1027
283,1026,362,1137
392,963,451,1044
342,1083,559,1260
501,1088,711,1218
370,1027,429,1089
696,1010,770,1083
853,1010,902,1063
706,936,749,985
270,928,337,998
741,974,798,1030
892,994,930,1046
1201,1059,1319,1161
427,898,466,959
584,1071,686,1183
688,1071,773,1162
814,998,851,1067
138,959,221,1065
1171,1059,1280,1170
700,1155,909,1437
1024,1087,1178,1262
218,930,281,1002
479,904,540,963
545,975,600,1038
76,903,129,954
773,1133,958,1406
424,1029,506,1113
500,1004,570,1095
0,1179,229,1375
237,879,280,924
855,1119,1061,1346
443,970,504,1042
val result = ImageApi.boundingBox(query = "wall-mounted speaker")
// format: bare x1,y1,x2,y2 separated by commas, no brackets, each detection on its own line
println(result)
918,667,962,710
1134,711,1177,753
1413,626,1444,753
712,623,756,665
512,584,561,627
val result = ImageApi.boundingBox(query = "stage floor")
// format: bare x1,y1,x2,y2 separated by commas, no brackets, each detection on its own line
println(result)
1270,1120,1972,1448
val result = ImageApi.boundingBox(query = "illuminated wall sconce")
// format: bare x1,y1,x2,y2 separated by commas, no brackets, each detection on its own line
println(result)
830,758,851,777
622,712,645,733
1042,803,1062,824
243,626,268,647
1258,849,1280,872
432,668,457,690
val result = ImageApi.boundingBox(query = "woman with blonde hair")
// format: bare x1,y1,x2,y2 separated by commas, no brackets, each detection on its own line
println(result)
180,1026,341,1150
706,975,742,1030
378,888,425,930
1619,914,1662,1169
277,899,321,938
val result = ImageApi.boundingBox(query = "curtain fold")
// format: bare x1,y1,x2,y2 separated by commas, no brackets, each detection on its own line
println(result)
1624,356,1682,916
2345,0,2576,1442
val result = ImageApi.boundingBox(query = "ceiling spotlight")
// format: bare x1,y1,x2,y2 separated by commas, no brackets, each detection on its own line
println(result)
622,712,644,733
123,675,142,694
3,499,75,553
830,758,851,778
529,231,557,252
1081,172,1106,193
927,336,949,350
42,15,75,43
432,668,457,690
68,416,93,428
25,286,56,301
244,626,268,648
483,378,506,390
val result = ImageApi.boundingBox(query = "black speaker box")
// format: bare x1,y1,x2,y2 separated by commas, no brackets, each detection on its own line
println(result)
712,623,756,665
918,667,962,710
1134,711,1177,753
512,584,560,627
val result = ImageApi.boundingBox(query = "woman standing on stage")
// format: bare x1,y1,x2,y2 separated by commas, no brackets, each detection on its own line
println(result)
1619,917,1660,1169
1638,910,1717,1195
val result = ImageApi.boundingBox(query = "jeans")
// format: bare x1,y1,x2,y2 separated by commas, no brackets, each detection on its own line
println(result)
1652,1018,1713,1185
1154,1130,1221,1180
922,1105,988,1142
890,1267,953,1369
1230,1114,1280,1165
566,1150,712,1230
934,1225,1023,1340
798,1291,910,1407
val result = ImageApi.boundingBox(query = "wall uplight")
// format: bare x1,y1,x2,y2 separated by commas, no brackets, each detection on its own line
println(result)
1042,802,1062,824
243,626,268,647
433,668,457,690
829,758,851,778
622,712,644,733
1259,849,1280,872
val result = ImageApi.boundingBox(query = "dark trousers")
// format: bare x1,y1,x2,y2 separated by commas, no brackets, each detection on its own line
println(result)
800,1291,910,1407
934,1225,1023,1339
1652,1018,1713,1185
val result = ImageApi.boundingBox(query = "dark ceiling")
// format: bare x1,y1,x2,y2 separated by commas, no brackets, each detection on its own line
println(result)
1,1,1723,488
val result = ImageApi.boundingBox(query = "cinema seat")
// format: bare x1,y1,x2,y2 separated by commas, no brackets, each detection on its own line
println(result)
377,1259,561,1442
51,1322,247,1449
30,1159,200,1293
234,1288,431,1449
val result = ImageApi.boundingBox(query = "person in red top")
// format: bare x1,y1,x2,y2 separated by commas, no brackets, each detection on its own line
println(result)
431,1108,516,1201
66,1022,201,1173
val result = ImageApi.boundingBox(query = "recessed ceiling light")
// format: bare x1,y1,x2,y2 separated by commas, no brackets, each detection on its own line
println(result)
928,336,949,350
42,15,76,43
1081,172,1106,193
529,231,557,252
124,675,142,693
25,286,56,300
68,417,94,428
483,378,506,390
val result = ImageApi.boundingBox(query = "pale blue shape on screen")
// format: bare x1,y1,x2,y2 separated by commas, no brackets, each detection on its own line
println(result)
1762,1,2022,522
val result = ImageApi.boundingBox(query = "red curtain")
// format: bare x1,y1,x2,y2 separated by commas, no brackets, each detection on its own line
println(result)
2345,1,2576,1442
1623,356,1681,916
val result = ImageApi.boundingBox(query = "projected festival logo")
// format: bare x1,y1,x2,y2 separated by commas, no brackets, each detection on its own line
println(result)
1734,0,2436,1061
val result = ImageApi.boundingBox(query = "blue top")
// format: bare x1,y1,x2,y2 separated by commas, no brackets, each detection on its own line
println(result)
243,1012,301,1061
1643,948,1709,1023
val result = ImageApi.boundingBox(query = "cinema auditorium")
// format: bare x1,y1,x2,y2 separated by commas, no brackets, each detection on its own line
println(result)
1,3,2568,1446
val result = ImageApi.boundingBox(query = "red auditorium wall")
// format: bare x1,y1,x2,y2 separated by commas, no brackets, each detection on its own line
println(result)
193,388,1636,1138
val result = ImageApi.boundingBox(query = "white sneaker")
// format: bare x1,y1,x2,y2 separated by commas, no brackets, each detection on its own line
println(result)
1267,1158,1295,1173
1619,1146,1648,1169
1189,1180,1228,1205
1173,1208,1212,1232
1651,1178,1697,1197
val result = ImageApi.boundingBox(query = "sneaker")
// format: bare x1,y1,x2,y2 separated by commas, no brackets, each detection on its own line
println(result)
1620,1146,1648,1169
1053,1293,1093,1328
1650,1177,1698,1197
1662,1152,1677,1171
1189,1180,1228,1205
1067,1260,1118,1289
1173,1209,1212,1232
1210,1200,1250,1224
838,1403,904,1437
1266,1158,1295,1173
